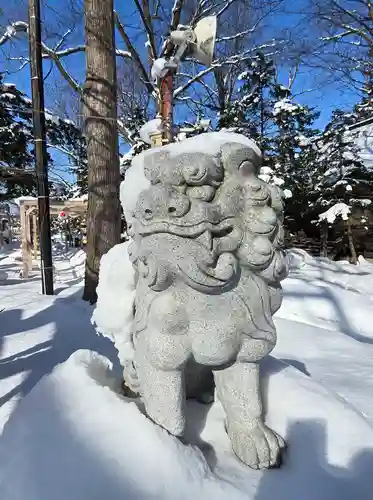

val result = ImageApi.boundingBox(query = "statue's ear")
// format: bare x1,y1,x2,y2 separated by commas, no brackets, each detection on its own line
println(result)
143,151,170,184
220,142,262,174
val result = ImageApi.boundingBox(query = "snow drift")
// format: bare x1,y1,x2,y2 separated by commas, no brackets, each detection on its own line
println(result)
0,350,372,500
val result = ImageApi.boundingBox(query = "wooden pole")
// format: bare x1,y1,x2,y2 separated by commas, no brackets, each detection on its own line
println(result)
20,203,31,278
160,73,174,144
320,221,328,258
26,211,33,271
28,0,54,295
346,218,358,264
33,213,38,256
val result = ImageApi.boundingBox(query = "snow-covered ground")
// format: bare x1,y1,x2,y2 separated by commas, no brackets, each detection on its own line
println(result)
1,245,373,499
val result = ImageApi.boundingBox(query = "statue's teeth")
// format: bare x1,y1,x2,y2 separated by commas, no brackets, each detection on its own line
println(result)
196,231,212,250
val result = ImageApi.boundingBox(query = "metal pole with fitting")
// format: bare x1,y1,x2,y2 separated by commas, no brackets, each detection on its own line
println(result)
28,0,54,295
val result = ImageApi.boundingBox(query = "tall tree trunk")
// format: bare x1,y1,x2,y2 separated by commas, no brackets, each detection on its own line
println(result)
83,0,121,303
346,218,358,265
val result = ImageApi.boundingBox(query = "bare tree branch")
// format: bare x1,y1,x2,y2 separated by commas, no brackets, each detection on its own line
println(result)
133,0,157,60
161,0,184,56
42,43,82,93
216,27,256,43
0,20,132,95
216,0,236,18
170,0,185,30
114,11,156,96
47,143,81,163
174,63,219,97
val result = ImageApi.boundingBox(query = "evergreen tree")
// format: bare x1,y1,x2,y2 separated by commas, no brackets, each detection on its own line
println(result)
0,74,87,200
0,76,34,199
310,110,373,216
218,52,275,147
354,80,373,121
265,85,320,233
46,117,87,196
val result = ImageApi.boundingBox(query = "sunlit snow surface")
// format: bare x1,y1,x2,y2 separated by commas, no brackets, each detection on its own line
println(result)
1,245,373,499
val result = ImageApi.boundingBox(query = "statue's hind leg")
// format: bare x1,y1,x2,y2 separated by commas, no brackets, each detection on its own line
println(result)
213,339,285,469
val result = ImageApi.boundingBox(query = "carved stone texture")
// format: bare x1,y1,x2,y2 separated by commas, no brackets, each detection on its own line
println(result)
123,132,288,469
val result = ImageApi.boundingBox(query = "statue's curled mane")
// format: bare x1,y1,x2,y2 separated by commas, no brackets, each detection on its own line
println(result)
129,138,287,295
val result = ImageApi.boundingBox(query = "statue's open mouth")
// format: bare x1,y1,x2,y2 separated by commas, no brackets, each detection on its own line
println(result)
137,217,237,239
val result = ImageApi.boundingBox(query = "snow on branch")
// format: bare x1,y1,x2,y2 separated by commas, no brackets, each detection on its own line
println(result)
0,21,132,95
114,12,156,96
133,0,157,60
190,0,212,23
2,22,81,92
173,40,278,99
216,27,256,43
47,144,81,164
0,21,28,45
174,64,219,98
320,31,358,42
54,29,74,51
170,0,185,30
0,21,132,59
41,44,82,94
117,119,138,146
215,0,236,18
321,26,373,47
319,203,351,224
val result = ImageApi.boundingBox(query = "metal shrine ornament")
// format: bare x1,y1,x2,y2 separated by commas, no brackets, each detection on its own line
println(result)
118,132,288,469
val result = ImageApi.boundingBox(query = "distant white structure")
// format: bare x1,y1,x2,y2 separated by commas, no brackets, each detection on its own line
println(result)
0,200,20,217
0,201,19,245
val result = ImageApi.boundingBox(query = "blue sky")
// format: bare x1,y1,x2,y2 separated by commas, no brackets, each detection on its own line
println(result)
0,0,362,178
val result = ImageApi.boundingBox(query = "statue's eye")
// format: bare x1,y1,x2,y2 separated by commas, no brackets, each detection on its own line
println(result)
144,208,153,219
239,161,254,177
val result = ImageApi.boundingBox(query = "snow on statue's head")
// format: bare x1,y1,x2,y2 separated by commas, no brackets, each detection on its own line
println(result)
123,131,288,294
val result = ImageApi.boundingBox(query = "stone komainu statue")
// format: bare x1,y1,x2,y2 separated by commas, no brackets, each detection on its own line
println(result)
124,133,288,469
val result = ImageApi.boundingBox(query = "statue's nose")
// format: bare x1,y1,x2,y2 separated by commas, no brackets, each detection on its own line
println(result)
167,203,177,214
166,195,190,217
142,205,154,219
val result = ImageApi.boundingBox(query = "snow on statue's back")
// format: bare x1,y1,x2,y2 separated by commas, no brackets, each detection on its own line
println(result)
119,153,151,224
91,241,136,363
93,152,151,365
93,130,289,469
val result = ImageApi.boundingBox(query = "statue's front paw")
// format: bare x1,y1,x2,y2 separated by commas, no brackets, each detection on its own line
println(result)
227,419,285,469
122,360,141,397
